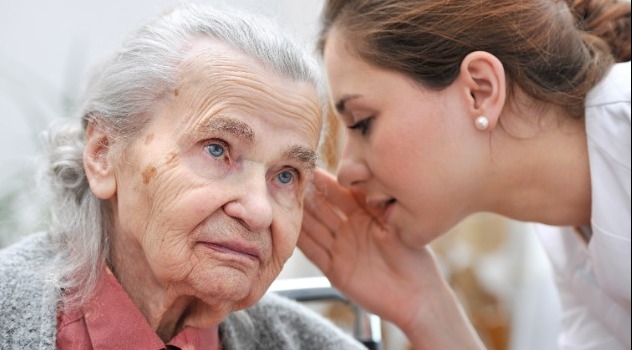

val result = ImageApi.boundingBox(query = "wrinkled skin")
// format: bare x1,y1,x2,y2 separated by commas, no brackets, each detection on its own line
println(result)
84,38,322,340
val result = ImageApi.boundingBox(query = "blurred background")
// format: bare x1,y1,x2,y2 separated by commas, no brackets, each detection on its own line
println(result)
0,1,563,349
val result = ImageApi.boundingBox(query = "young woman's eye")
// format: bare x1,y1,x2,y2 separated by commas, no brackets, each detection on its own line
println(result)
348,117,373,136
205,143,226,158
276,170,296,185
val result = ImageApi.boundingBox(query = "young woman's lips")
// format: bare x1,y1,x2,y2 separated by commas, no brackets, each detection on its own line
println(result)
367,197,397,223
382,199,397,222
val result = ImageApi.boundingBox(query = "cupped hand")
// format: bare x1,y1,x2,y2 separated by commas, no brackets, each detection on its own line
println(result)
298,169,445,330
298,169,486,349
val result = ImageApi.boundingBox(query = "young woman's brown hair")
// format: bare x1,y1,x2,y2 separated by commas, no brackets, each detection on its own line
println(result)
301,1,631,348
319,0,630,118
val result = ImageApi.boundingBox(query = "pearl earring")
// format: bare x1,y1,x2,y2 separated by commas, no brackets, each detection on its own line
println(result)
474,116,490,131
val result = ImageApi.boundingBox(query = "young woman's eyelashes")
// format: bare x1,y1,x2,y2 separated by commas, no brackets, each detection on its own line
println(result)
348,117,373,136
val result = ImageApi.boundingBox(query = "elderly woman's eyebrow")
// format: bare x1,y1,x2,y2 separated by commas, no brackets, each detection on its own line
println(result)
202,116,254,143
284,145,317,170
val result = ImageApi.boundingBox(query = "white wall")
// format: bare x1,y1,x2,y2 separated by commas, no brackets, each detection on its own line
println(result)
0,0,324,172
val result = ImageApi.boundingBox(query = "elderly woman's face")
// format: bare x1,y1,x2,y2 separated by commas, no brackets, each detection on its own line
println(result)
105,42,321,313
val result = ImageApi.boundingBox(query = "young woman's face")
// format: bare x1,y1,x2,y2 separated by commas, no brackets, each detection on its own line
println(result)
323,30,490,246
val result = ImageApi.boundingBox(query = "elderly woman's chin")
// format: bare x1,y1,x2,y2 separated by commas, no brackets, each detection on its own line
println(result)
178,258,277,311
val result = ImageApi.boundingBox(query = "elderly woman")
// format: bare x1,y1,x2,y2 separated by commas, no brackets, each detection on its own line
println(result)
0,4,364,349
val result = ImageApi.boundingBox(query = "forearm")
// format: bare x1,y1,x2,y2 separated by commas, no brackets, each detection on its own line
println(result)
399,286,486,350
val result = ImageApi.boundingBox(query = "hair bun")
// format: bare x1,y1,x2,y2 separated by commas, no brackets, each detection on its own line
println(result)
572,0,631,61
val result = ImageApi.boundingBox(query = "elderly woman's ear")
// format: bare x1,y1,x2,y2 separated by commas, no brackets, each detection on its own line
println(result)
83,120,117,200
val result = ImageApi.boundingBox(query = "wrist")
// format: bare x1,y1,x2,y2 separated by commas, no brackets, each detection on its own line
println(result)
400,285,485,350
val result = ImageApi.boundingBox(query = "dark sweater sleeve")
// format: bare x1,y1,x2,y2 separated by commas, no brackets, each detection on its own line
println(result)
220,293,366,350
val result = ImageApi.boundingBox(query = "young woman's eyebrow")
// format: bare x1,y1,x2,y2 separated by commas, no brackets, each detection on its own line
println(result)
335,94,362,114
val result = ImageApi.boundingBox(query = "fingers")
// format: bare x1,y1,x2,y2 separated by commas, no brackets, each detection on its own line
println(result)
298,212,333,273
305,185,345,232
300,211,335,252
311,168,360,214
297,231,330,272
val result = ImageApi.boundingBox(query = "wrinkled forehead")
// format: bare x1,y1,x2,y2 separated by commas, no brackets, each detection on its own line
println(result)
173,38,322,146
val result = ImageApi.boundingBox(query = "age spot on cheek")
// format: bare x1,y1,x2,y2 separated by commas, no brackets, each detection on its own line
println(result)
144,133,155,145
165,151,180,167
142,165,157,184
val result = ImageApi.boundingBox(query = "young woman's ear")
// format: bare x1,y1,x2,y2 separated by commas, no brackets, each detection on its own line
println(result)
83,120,117,200
457,51,507,131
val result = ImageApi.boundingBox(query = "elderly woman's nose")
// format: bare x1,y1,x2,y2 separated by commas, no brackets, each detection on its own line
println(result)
337,140,370,189
223,173,274,231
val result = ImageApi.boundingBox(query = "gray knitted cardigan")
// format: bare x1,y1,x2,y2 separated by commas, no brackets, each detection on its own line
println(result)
0,232,365,350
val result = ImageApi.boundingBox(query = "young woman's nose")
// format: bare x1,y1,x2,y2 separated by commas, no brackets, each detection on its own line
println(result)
336,138,370,189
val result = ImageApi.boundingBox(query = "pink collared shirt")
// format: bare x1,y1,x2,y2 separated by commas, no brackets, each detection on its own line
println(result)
56,269,221,350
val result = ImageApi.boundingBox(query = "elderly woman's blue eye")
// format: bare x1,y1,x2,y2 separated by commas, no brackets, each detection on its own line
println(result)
206,143,225,158
277,171,294,184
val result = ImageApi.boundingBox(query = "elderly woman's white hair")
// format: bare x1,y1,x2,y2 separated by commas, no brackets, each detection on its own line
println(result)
44,2,324,309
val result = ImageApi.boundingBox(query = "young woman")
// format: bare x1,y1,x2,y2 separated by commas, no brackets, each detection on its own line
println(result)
299,0,631,348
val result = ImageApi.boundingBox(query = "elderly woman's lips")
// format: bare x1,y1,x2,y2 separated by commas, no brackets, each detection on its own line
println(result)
199,241,261,262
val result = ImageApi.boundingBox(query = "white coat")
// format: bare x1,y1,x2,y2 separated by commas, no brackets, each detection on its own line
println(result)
537,61,631,349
